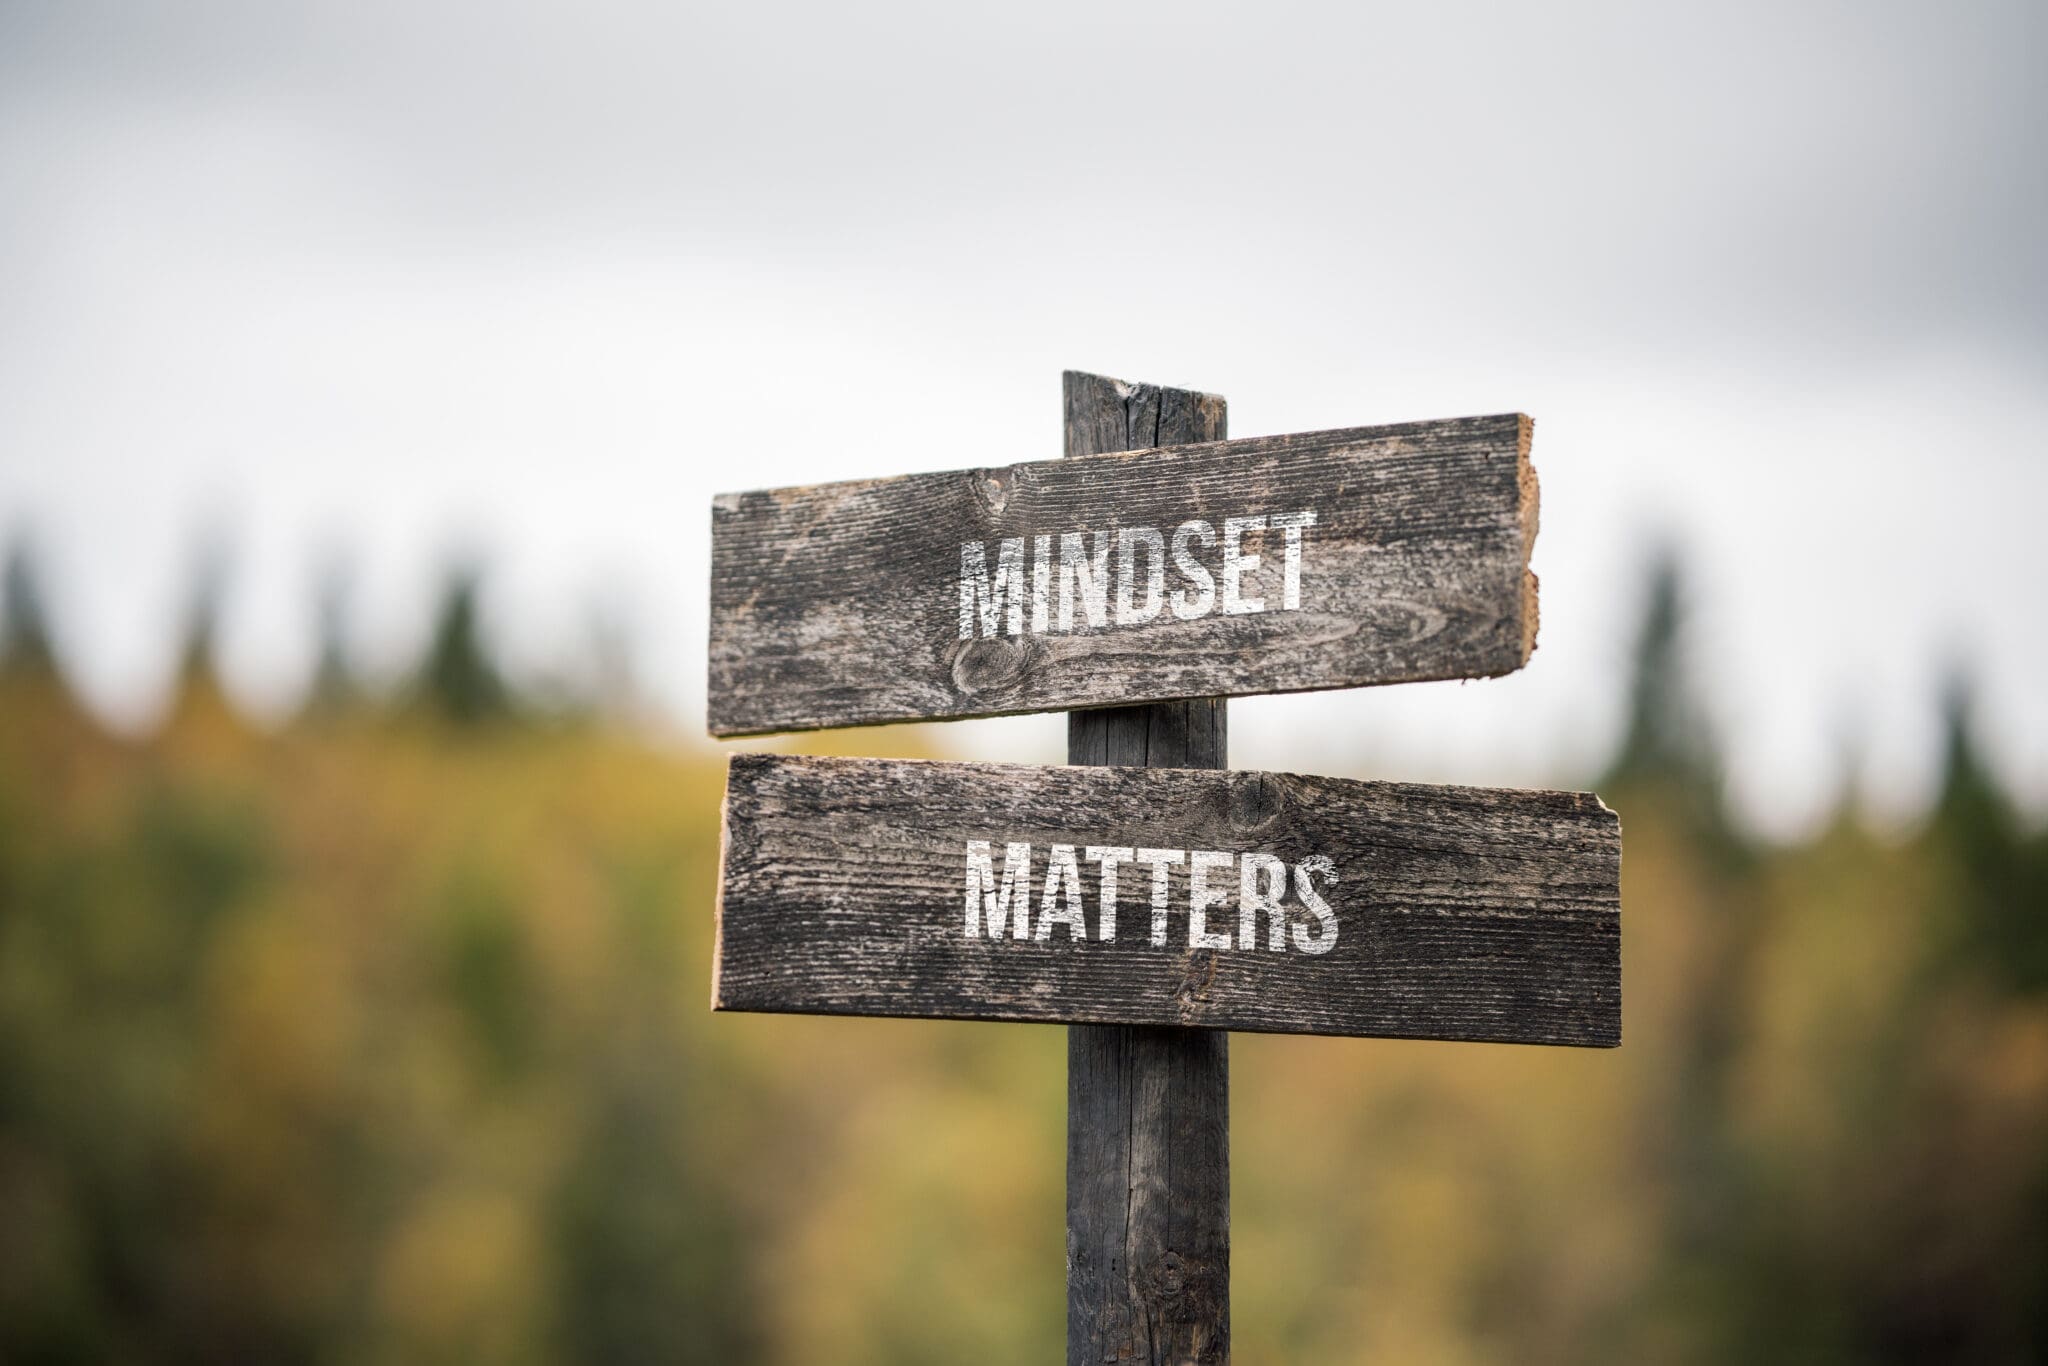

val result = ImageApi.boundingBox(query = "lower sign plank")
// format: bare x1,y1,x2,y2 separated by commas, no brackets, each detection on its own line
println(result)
714,754,1621,1046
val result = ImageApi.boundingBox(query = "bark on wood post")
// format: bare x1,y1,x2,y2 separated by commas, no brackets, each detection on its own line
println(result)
1065,370,1231,1365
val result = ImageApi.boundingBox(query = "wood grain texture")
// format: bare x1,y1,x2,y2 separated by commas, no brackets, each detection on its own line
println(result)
1069,1024,1228,1366
712,753,1623,1047
706,404,1539,736
1064,371,1230,1366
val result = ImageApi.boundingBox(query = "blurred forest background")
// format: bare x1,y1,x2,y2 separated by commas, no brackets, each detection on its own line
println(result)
1,537,2044,1366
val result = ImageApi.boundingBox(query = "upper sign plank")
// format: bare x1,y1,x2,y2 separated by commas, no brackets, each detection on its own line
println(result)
707,414,1537,735
714,754,1620,1046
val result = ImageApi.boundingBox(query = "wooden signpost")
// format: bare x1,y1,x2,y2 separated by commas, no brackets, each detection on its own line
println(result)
707,372,1621,1365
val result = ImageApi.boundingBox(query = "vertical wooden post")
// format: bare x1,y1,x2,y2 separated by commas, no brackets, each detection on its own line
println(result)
1064,370,1230,1366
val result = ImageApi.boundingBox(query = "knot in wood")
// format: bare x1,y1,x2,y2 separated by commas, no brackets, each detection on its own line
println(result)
969,465,1016,518
1376,596,1449,645
1148,1251,1187,1300
1227,771,1287,835
948,635,1041,697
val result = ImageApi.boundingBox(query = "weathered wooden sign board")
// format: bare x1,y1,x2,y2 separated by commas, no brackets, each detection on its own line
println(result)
706,370,1620,1366
714,753,1620,1046
708,412,1537,736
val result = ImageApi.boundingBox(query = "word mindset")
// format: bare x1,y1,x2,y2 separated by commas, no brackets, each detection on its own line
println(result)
963,840,1339,954
959,512,1317,639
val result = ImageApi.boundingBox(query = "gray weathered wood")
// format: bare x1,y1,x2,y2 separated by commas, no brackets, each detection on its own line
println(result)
1069,1024,1229,1366
711,752,1623,1047
1065,371,1230,1366
706,405,1539,736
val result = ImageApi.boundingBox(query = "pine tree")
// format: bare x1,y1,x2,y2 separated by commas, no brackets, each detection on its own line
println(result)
1607,548,1707,782
418,566,511,725
162,537,245,740
1929,672,2048,992
0,538,58,677
1601,544,1741,861
304,558,359,715
171,541,230,699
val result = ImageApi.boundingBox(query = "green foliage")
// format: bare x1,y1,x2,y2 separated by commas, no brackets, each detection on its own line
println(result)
548,1046,761,1366
0,548,2043,1363
432,868,536,1085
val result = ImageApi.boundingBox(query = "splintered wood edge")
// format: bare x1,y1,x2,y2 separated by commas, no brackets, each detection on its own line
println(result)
710,762,733,1011
1602,787,1623,1045
1517,413,1540,665
1061,368,1227,416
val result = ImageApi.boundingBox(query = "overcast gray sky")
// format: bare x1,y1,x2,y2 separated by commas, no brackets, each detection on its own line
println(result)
2,0,2044,832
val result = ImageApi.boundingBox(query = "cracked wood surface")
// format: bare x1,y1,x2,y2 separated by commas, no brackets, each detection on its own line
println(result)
706,384,1538,736
710,752,1622,1047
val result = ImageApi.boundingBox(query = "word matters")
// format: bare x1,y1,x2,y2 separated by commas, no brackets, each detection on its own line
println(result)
715,753,1620,1045
959,512,1317,639
964,839,1339,954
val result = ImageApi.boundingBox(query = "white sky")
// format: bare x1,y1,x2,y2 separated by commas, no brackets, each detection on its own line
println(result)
2,1,2044,834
